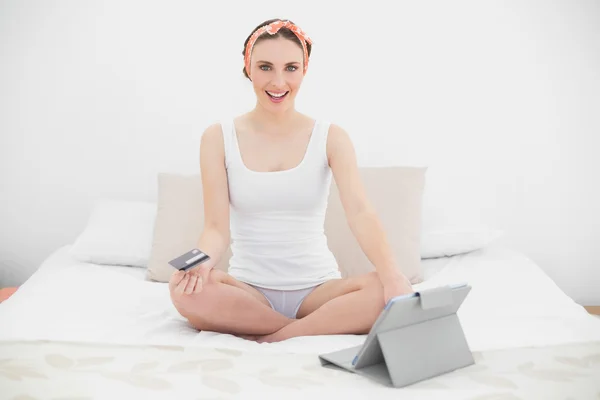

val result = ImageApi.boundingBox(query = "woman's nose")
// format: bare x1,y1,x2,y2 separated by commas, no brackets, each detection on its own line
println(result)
271,71,285,87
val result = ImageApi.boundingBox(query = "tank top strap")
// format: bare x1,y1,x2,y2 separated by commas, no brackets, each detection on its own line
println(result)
219,119,235,169
309,119,331,168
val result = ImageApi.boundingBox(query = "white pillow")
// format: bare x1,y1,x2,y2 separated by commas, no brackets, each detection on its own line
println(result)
68,199,502,267
68,199,157,267
420,229,504,259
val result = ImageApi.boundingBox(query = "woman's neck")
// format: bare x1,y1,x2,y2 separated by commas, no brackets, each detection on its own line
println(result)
248,103,302,134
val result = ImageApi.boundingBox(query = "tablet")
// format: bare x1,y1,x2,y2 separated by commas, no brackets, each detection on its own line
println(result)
318,282,471,373
352,282,471,369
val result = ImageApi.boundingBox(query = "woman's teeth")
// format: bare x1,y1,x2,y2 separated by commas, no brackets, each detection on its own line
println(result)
266,91,289,103
267,91,287,98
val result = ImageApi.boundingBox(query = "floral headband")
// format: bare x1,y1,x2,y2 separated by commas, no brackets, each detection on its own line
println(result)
244,20,312,78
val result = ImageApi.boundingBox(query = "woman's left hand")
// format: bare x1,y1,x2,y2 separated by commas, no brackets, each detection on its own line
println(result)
382,274,414,305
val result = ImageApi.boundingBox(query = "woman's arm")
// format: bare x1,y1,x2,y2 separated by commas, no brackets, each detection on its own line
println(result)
326,124,412,296
195,123,231,271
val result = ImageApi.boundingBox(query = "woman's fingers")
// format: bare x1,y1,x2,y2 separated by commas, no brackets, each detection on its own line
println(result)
184,274,198,294
171,267,211,296
169,270,186,290
193,271,203,293
174,273,190,295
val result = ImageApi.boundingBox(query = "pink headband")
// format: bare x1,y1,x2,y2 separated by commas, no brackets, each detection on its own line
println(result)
244,20,312,78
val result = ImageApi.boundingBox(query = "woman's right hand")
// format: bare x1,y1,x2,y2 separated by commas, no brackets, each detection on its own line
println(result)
169,265,212,295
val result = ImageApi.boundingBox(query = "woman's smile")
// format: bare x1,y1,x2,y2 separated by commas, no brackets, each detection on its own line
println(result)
266,91,289,103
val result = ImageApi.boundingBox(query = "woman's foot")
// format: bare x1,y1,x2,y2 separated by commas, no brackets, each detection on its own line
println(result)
256,331,286,343
236,333,263,341
256,326,295,343
235,329,289,343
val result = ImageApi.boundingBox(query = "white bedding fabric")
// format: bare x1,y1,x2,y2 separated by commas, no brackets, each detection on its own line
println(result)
1,244,599,356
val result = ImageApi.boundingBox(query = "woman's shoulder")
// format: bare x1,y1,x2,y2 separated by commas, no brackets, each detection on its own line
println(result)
201,116,239,139
201,122,224,140
301,115,350,144
200,120,230,154
322,121,350,141
323,122,355,161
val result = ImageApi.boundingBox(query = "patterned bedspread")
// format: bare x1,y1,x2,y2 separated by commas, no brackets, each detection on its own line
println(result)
1,340,599,400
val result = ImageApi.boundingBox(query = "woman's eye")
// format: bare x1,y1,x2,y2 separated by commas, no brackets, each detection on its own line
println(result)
259,65,297,72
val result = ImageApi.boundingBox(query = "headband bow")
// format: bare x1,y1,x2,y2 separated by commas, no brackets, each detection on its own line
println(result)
244,20,312,78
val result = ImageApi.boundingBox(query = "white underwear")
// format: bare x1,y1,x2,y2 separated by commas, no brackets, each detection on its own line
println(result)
251,285,319,319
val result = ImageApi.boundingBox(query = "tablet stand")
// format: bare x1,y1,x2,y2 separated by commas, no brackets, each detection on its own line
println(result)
319,285,475,388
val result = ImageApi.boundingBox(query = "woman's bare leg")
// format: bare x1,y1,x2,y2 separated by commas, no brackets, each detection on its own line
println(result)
169,269,293,336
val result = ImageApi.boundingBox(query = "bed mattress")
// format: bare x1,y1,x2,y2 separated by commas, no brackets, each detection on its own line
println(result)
1,244,599,399
1,244,598,354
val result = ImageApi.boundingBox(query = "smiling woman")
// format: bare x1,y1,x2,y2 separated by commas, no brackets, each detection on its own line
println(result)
242,19,312,109
167,18,415,343
242,19,312,77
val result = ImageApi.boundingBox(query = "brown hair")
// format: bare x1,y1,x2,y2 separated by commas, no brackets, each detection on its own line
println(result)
242,18,313,80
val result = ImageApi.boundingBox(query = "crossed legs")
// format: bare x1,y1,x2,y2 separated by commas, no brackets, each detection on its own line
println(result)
169,269,386,342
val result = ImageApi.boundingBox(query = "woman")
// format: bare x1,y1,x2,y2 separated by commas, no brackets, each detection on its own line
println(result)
169,18,414,343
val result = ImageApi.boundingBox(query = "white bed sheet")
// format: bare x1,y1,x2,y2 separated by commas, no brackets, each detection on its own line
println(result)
1,244,599,355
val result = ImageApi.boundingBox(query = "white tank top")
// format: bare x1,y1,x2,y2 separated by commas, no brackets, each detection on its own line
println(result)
220,119,342,290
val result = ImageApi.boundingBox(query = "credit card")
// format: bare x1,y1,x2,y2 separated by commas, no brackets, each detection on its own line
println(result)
168,249,211,271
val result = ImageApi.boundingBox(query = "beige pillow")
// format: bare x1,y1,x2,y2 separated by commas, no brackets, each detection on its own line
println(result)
147,167,426,284
324,166,427,284
145,173,231,282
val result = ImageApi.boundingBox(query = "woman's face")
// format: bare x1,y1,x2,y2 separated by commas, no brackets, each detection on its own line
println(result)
248,36,305,114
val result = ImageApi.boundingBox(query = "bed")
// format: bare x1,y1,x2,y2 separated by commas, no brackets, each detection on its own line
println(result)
1,242,599,399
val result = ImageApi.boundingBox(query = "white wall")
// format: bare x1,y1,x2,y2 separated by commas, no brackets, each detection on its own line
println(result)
1,0,599,304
